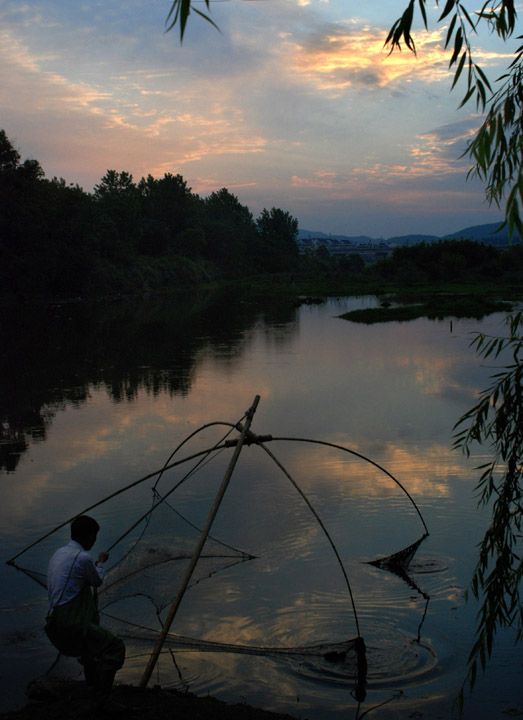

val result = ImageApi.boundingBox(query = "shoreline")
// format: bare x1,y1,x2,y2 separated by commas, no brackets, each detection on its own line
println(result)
0,680,303,720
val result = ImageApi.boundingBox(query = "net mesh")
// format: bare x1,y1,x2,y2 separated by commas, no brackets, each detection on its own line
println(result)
367,533,428,573
98,490,254,617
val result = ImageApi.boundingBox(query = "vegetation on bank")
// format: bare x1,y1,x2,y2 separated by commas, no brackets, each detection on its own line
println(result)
1,130,523,306
340,295,514,324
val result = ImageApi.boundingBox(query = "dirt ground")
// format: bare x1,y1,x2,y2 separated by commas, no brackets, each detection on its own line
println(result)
0,678,303,720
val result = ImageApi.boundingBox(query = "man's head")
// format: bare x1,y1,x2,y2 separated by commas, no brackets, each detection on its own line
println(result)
71,515,100,550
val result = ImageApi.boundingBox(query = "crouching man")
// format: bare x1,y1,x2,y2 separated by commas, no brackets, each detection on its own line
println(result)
45,515,125,709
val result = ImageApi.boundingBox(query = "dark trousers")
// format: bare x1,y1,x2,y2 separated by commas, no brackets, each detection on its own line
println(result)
45,586,125,676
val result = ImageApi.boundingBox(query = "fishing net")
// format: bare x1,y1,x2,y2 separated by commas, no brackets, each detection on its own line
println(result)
6,401,430,698
100,613,367,682
98,490,254,617
367,533,429,573
8,487,254,618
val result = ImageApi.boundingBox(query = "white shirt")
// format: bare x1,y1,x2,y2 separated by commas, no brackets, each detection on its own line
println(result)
47,540,105,610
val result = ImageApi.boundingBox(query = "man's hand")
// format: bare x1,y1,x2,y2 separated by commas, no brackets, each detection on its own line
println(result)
97,551,109,564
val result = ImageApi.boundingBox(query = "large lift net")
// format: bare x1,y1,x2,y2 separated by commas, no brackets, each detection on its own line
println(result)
7,395,429,701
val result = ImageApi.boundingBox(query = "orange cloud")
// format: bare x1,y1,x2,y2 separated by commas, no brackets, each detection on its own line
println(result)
286,28,451,92
284,23,510,94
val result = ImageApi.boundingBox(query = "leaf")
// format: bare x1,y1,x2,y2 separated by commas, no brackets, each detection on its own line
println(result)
439,0,456,21
459,86,476,108
476,79,487,109
192,6,220,33
452,50,468,89
474,63,493,93
418,0,428,29
445,14,458,49
402,1,417,52
450,27,463,66
459,3,476,30
165,0,219,40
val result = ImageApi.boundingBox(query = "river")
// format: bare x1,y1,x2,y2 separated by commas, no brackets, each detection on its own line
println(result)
1,290,522,718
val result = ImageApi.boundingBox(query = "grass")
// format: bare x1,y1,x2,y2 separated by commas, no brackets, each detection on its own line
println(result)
339,295,515,324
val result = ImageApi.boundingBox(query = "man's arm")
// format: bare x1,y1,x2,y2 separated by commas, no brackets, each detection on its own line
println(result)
83,551,108,588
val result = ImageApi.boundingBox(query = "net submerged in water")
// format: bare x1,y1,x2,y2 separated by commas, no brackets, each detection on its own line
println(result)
367,533,429,573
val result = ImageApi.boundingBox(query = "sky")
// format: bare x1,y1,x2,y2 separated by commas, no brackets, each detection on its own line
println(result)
0,0,515,237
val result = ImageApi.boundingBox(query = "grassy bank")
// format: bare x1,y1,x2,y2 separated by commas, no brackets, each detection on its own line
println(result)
338,294,515,324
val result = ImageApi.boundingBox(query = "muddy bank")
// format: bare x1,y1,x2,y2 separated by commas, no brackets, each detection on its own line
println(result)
0,679,303,720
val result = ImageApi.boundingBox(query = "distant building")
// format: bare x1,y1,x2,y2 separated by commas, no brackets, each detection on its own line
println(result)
296,236,393,259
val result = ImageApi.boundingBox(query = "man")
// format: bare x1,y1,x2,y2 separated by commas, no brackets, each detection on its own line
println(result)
45,515,125,708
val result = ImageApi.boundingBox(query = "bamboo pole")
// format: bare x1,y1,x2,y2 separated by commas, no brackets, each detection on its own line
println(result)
139,395,260,687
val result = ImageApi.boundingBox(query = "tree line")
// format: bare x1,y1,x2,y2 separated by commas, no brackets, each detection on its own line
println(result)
0,130,300,300
305,237,523,288
2,129,522,302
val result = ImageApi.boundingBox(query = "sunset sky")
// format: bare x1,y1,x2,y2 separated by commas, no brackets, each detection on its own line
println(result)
1,0,514,237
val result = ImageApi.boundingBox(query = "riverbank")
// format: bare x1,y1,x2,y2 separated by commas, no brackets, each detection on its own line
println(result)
0,680,303,720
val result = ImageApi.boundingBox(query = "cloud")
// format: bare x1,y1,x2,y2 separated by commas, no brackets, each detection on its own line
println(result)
288,113,484,202
284,25,451,93
278,13,512,98
0,0,510,234
0,20,269,187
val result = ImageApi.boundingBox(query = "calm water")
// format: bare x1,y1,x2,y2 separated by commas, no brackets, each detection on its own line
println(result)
1,291,522,718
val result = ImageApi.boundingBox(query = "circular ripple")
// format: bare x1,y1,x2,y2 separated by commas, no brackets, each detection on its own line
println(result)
364,628,438,687
260,627,438,688
409,555,449,575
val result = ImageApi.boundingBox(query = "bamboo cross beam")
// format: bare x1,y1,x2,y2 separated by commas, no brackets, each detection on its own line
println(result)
139,394,261,688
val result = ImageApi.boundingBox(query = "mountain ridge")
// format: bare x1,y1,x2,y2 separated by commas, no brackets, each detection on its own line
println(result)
297,222,510,246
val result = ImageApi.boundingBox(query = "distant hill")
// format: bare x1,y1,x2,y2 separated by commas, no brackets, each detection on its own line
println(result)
298,222,511,246
443,222,509,245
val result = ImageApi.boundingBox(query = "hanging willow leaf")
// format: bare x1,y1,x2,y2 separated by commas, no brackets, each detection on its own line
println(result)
452,50,468,88
454,312,523,700
458,3,476,30
166,0,218,41
417,0,428,28
445,14,458,49
439,0,457,21
383,0,523,236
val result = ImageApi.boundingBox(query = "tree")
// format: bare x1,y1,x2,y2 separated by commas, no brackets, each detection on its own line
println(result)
0,129,21,173
137,173,200,256
93,170,141,263
0,130,47,262
164,0,523,239
255,207,299,271
203,188,257,270
0,130,100,299
453,311,523,706
94,169,136,199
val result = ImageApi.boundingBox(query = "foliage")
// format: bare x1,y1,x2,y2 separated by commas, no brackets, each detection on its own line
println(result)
2,129,522,302
380,239,503,282
0,129,21,172
166,0,218,41
453,311,523,706
385,0,522,238
203,187,258,271
137,173,200,257
0,130,303,299
368,239,523,286
255,207,299,271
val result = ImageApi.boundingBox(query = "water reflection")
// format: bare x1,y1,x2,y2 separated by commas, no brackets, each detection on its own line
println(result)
0,288,298,472
2,295,522,718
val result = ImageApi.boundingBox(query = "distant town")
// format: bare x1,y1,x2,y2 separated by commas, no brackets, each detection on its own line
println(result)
296,221,513,259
